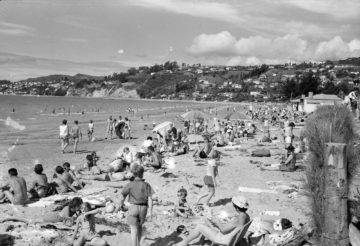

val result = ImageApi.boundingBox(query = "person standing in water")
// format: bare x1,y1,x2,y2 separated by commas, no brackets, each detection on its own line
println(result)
59,119,70,154
71,120,82,154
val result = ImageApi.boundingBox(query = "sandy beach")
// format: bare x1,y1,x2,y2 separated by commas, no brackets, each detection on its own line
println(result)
0,95,311,246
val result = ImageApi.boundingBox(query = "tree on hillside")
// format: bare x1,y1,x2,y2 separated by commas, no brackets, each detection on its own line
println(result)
322,82,338,94
298,72,320,95
128,67,137,76
281,78,298,99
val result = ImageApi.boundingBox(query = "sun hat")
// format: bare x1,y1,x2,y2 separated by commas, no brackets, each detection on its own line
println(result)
232,196,249,209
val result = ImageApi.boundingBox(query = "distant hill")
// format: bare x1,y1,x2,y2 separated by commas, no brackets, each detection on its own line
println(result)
18,73,104,83
327,57,360,66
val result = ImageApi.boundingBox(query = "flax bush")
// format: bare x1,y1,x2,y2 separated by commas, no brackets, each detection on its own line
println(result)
303,104,357,238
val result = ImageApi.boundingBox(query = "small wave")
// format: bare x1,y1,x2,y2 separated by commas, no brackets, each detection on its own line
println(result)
8,137,19,153
0,117,26,130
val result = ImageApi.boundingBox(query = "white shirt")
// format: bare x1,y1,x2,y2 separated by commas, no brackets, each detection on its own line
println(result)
59,125,69,138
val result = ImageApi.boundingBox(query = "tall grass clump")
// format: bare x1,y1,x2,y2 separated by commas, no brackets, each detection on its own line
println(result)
303,104,357,238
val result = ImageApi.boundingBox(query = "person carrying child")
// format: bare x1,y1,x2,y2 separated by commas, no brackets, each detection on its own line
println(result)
114,164,153,246
174,187,191,218
70,202,107,246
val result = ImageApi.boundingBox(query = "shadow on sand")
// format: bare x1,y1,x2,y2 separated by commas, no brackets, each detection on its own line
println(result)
145,231,183,246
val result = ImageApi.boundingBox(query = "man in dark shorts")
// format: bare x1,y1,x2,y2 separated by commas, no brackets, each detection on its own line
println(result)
0,168,28,205
71,120,82,154
114,164,153,246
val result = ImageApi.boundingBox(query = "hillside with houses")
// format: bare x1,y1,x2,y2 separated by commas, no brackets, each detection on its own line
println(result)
1,58,360,102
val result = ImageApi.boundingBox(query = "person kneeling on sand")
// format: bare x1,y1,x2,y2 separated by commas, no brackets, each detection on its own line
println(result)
113,164,153,246
28,164,51,199
0,168,28,205
260,145,297,172
70,202,108,246
53,166,78,194
181,196,250,246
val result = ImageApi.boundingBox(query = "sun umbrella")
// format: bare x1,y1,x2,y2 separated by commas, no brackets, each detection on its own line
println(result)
152,121,173,133
181,110,207,120
224,111,247,120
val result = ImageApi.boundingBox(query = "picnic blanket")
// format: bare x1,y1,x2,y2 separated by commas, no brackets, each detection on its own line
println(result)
28,188,108,207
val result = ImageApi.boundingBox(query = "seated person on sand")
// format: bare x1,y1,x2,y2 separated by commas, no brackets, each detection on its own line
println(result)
53,166,79,194
181,196,250,246
77,158,110,181
62,162,84,189
70,202,108,246
170,140,190,156
174,187,192,218
106,147,133,173
211,132,226,147
28,164,50,199
0,168,28,205
224,129,235,145
193,137,212,158
261,145,297,172
144,146,162,169
248,217,295,246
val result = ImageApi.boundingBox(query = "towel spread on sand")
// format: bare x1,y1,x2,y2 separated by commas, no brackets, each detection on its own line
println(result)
238,186,278,194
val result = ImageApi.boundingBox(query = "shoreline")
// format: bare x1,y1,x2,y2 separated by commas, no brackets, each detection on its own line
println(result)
0,94,254,106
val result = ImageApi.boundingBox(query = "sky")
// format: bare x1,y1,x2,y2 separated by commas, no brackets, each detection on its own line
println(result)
0,0,360,80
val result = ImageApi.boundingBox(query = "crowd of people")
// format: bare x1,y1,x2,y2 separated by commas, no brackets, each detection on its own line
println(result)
0,105,316,246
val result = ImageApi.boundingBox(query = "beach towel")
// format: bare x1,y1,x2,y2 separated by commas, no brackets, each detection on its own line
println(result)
251,149,271,157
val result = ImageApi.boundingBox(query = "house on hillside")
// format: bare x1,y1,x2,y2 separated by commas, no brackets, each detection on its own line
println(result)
291,92,342,113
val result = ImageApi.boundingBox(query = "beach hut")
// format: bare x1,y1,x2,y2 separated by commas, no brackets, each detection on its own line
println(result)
291,92,342,114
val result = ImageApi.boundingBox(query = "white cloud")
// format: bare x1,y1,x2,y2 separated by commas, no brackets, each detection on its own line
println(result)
314,36,360,60
118,49,125,54
188,31,360,65
187,31,236,56
275,0,360,19
129,0,242,24
169,46,173,52
0,21,35,36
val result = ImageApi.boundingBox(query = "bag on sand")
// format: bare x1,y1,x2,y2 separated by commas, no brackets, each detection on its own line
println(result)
251,149,271,157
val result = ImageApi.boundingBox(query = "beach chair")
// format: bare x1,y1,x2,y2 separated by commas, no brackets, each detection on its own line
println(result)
211,220,253,246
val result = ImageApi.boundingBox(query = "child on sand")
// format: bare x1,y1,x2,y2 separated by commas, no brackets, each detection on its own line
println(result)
196,149,219,207
88,120,94,141
70,202,107,246
0,168,28,205
174,187,191,218
114,164,153,246
28,164,50,199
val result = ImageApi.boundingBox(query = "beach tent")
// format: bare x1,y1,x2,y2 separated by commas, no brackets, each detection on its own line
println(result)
181,110,207,121
152,121,173,133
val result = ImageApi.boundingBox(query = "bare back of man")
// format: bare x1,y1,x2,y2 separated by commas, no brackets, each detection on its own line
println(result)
1,176,28,205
